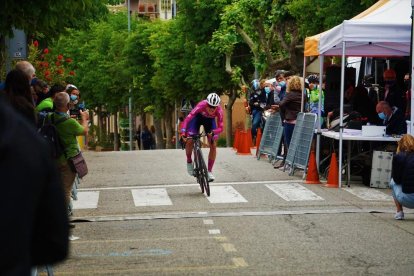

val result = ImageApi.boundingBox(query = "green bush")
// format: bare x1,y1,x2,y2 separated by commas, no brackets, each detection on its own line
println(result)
217,137,226,147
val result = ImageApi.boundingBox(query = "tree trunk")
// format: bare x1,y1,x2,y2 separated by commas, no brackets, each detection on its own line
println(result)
154,117,164,149
164,107,173,149
97,106,103,145
225,87,238,147
113,112,119,151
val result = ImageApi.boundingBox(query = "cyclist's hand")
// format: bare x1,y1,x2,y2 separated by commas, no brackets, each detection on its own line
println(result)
207,131,214,137
179,136,186,149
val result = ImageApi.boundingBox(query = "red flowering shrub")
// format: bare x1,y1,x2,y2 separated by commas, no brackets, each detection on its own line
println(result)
28,40,75,85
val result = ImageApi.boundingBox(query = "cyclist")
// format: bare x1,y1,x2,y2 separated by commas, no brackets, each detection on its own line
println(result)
181,93,224,181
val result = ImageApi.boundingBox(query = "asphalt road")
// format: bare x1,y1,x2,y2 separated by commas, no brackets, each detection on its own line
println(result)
48,148,414,275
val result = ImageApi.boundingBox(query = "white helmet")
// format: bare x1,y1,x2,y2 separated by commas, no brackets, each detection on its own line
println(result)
206,93,221,107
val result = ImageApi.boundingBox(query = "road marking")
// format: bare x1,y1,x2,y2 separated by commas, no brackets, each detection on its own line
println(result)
209,229,221,235
222,243,237,252
78,180,300,191
73,191,100,209
203,219,214,225
74,208,409,222
266,183,324,201
232,257,248,267
206,186,248,203
131,188,172,206
214,236,228,242
343,187,392,201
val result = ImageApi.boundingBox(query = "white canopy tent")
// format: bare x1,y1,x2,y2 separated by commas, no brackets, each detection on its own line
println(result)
303,0,414,187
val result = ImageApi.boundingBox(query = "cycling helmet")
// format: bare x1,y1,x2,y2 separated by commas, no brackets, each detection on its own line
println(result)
206,93,221,107
307,74,319,84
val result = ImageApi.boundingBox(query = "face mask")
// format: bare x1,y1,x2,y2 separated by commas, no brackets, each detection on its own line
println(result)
264,87,270,94
70,94,78,104
279,81,286,87
404,80,410,90
378,112,387,120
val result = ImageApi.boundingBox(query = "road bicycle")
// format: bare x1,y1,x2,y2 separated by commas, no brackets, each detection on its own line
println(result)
181,133,210,196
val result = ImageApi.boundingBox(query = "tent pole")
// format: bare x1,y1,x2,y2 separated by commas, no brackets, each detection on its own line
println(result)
316,55,324,168
410,0,414,134
339,42,346,188
302,56,307,112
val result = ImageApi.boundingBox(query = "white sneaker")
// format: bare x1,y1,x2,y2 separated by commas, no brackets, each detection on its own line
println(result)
187,163,194,176
208,172,215,182
394,211,404,220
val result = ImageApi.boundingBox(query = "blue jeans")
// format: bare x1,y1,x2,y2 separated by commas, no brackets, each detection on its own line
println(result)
283,122,295,148
390,179,414,209
251,109,262,139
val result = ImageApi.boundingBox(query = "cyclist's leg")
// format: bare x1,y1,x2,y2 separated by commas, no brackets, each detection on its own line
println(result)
203,117,217,180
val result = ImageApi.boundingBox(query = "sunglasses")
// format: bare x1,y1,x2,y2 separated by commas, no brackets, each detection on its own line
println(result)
207,104,217,109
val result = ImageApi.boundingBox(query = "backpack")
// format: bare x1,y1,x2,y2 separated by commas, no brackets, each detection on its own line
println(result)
38,113,69,158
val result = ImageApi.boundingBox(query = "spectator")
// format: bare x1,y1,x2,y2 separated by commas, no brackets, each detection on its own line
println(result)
249,79,267,143
150,125,156,149
31,78,49,105
141,125,153,150
307,74,325,126
53,92,89,207
3,69,37,125
66,84,83,119
15,60,36,82
136,125,141,150
352,85,379,125
383,69,406,112
390,134,414,220
274,76,303,169
36,84,65,113
275,70,287,102
0,97,68,275
376,101,406,135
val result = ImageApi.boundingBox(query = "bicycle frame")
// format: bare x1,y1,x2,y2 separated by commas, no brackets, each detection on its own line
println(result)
186,133,210,196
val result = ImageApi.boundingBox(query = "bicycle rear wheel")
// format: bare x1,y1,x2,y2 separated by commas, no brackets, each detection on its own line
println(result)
197,148,210,196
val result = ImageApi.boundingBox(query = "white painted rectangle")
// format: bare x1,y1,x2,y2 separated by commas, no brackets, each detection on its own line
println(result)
209,229,221,235
344,187,392,201
73,191,100,209
206,186,248,203
131,188,172,206
266,183,324,201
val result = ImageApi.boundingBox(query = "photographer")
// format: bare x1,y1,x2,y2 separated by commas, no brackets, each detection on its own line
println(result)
66,84,85,119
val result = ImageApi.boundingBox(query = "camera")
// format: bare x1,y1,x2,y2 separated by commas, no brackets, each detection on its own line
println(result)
70,102,86,119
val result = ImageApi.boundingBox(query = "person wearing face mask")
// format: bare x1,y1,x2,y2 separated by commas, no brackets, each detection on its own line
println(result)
375,101,406,135
249,79,267,144
66,84,84,119
307,74,325,126
382,69,406,113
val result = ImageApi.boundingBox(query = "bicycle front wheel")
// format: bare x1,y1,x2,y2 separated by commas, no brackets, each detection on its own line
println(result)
194,148,204,194
197,148,210,196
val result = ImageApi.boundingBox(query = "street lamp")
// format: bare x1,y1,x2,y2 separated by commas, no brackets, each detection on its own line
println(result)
128,0,133,150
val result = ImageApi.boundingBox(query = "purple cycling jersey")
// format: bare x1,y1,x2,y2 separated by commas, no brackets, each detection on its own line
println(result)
181,100,224,135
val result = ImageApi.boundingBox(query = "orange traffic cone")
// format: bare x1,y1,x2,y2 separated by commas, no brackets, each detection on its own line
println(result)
255,128,262,156
305,151,321,184
233,129,241,151
247,129,254,147
325,152,339,188
236,131,252,155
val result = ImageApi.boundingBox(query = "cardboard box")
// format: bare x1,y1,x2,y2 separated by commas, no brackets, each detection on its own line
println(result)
362,125,386,137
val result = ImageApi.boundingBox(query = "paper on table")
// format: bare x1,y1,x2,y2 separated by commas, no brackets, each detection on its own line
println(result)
343,129,362,136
